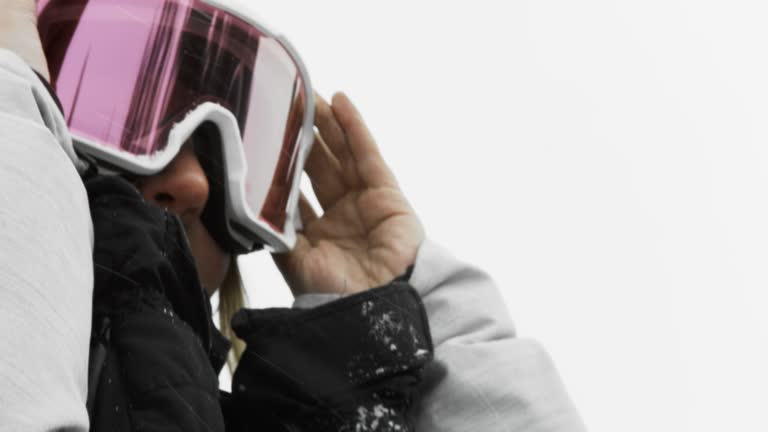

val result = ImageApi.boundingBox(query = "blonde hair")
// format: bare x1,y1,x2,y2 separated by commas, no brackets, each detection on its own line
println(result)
218,258,247,373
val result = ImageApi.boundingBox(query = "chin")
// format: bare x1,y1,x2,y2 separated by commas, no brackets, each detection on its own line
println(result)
184,221,231,295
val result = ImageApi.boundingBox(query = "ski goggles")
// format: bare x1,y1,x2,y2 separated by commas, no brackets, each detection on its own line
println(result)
37,0,314,254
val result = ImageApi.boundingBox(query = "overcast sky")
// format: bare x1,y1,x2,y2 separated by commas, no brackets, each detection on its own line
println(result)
219,1,768,430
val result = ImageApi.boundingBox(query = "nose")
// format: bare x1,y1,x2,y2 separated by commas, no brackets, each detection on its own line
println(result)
138,144,209,224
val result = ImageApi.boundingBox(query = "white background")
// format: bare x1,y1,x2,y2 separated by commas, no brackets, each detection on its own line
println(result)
224,1,768,431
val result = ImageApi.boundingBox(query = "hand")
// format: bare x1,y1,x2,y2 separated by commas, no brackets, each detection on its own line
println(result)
272,93,425,296
0,0,50,81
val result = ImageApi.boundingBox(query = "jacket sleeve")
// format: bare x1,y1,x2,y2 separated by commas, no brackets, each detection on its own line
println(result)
226,281,434,431
0,49,92,430
292,239,587,431
409,239,587,432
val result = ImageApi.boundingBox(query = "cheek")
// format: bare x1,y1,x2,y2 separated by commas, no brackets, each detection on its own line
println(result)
184,222,230,294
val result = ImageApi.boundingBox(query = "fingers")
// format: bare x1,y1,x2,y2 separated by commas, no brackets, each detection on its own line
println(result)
303,130,346,208
330,92,398,189
315,94,360,187
307,91,399,209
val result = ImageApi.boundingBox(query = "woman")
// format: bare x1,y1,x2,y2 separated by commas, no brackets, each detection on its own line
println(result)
0,0,586,430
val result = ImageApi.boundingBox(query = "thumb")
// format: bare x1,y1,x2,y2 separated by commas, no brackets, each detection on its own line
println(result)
270,234,310,296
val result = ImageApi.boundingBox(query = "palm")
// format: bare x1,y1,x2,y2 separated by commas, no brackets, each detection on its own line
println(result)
273,94,424,296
